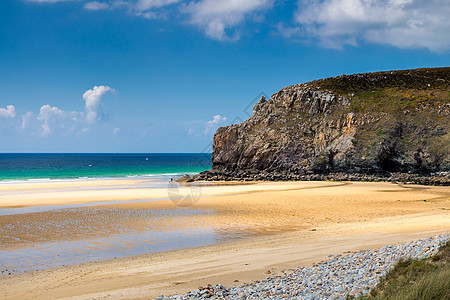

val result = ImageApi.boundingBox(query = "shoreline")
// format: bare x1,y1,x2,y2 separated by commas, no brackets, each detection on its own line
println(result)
0,172,201,185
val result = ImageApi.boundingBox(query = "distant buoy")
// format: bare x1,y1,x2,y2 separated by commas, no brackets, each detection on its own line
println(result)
145,158,149,161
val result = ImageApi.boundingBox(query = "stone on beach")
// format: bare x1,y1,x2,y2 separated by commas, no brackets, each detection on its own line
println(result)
176,174,195,183
158,235,449,300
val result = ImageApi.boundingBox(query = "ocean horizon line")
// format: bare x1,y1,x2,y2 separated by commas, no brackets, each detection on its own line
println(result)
0,153,212,182
0,152,212,155
0,172,200,184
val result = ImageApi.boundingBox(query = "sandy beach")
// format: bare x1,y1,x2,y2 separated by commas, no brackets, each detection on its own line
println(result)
0,179,449,299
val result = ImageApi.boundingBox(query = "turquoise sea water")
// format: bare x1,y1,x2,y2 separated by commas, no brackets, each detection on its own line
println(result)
0,153,212,181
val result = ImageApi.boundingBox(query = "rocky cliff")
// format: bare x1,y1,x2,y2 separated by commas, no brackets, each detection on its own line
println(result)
196,68,450,184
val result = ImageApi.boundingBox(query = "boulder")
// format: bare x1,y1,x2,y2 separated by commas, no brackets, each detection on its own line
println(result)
176,174,194,183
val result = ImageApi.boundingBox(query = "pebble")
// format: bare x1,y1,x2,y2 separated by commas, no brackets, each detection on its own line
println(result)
156,235,449,300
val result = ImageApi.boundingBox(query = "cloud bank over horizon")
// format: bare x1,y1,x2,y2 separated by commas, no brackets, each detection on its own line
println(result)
2,85,115,137
0,84,230,150
27,0,450,51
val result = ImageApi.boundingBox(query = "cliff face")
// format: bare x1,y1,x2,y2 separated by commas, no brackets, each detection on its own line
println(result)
199,68,450,180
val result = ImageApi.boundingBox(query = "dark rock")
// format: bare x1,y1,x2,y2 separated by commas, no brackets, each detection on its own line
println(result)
176,174,194,183
197,68,450,186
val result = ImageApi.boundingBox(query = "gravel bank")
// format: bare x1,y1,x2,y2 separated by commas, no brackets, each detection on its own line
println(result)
157,235,449,300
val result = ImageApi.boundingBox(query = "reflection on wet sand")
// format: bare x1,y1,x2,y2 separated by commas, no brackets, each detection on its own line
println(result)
0,202,301,275
1,226,221,274
0,207,216,250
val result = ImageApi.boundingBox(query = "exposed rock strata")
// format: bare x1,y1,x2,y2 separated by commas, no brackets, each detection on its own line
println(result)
196,68,450,185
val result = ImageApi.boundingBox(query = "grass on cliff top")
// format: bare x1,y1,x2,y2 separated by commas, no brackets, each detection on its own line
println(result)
356,240,450,300
301,67,450,115
350,88,450,113
306,67,450,96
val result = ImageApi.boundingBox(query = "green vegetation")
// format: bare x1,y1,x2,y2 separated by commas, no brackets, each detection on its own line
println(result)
358,240,450,300
306,67,450,96
350,88,450,113
376,129,384,136
429,132,450,157
304,67,450,114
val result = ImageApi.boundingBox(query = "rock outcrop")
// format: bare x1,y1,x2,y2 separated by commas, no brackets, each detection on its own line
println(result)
195,68,450,185
176,174,195,183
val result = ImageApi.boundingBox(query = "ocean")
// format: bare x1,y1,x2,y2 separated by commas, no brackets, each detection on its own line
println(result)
0,153,212,181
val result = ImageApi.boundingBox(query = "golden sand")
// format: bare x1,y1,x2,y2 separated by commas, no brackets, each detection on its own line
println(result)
0,179,448,299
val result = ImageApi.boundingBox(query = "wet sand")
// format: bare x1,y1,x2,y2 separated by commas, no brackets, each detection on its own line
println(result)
0,179,320,208
0,179,449,299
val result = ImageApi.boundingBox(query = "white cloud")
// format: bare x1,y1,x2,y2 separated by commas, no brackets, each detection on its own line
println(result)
83,1,130,12
0,105,16,118
131,0,180,19
135,0,180,11
30,0,271,41
29,0,449,50
183,0,273,41
36,104,81,136
82,85,115,123
25,85,115,136
82,0,180,18
84,1,110,10
295,0,450,51
21,112,34,130
204,114,227,134
31,0,269,42
275,23,302,39
37,104,66,121
40,122,51,136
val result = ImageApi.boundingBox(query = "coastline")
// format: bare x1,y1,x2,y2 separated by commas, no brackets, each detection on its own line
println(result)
0,179,335,208
0,178,449,299
195,171,450,186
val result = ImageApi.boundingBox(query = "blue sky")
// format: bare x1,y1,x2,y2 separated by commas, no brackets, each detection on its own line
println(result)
1,0,449,153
